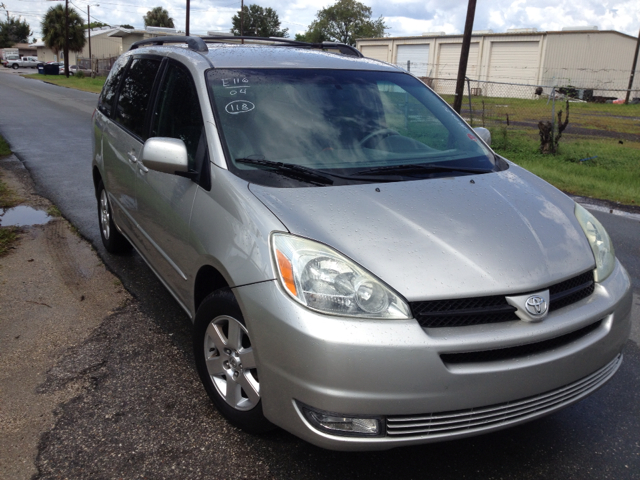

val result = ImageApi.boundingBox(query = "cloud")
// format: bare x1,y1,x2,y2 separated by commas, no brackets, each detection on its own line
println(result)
6,0,639,40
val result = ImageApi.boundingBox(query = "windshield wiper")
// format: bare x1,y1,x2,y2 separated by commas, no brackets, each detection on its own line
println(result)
353,163,493,176
236,158,334,186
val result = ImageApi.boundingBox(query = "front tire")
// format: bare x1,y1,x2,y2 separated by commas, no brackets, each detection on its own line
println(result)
97,180,131,253
193,289,274,433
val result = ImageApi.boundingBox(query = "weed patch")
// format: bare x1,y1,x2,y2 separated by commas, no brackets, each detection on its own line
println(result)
0,136,10,157
47,205,62,217
0,227,19,257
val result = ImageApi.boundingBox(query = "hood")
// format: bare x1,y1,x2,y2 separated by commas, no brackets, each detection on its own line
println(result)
249,165,595,301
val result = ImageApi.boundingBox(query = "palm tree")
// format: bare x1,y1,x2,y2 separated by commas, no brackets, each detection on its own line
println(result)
143,7,175,28
41,4,86,77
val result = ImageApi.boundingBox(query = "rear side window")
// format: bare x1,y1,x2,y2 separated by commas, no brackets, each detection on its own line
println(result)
150,62,204,169
97,56,129,117
114,57,161,139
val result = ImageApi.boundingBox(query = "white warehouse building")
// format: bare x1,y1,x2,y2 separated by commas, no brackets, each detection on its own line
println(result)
356,28,640,99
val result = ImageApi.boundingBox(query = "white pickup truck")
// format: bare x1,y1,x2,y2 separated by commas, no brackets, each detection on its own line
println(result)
3,56,39,69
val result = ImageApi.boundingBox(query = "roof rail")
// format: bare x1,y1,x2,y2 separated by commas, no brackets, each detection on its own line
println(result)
199,36,363,57
129,36,208,52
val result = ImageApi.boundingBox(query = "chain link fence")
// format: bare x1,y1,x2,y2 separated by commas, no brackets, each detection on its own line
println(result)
76,56,119,77
397,62,640,164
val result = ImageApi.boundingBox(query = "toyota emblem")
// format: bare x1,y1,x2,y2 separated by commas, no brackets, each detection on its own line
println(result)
525,295,548,316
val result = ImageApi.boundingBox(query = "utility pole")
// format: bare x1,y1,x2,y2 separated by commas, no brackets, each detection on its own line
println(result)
185,0,190,36
87,5,91,73
87,4,98,74
453,0,477,114
63,0,69,78
240,0,244,43
624,28,640,104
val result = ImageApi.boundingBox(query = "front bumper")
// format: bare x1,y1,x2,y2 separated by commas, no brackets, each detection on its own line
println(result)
233,261,632,451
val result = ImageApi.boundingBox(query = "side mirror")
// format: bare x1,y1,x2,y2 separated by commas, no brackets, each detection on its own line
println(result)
140,137,189,175
474,127,491,146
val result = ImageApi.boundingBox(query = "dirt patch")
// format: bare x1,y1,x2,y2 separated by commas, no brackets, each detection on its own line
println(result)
0,155,131,480
495,119,640,143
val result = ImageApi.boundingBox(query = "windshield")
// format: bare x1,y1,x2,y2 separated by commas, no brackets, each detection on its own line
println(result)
207,68,502,187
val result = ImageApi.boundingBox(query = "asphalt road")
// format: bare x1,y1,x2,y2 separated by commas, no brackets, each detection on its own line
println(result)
1,69,639,479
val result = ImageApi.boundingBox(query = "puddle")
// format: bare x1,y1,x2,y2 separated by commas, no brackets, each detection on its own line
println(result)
0,206,51,227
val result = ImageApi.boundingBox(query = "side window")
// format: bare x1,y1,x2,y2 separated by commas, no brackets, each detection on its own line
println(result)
150,62,204,169
97,56,129,117
377,81,450,150
114,57,161,139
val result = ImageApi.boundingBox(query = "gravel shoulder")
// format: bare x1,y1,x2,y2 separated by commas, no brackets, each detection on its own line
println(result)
0,155,131,479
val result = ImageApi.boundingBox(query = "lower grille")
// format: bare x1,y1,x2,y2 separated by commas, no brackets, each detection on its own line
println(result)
386,354,621,438
440,320,603,364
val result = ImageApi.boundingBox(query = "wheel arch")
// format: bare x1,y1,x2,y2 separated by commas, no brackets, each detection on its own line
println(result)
92,166,102,199
194,265,230,313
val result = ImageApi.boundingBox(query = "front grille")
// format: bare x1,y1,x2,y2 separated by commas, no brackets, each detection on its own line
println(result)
386,354,621,438
411,296,518,328
440,320,602,364
411,271,594,328
549,271,595,311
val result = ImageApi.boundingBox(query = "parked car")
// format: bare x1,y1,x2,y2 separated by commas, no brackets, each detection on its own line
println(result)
5,56,39,69
2,54,20,68
60,64,91,76
92,36,632,451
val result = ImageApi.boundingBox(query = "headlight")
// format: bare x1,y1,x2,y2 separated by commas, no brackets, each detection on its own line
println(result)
574,204,615,282
272,233,411,319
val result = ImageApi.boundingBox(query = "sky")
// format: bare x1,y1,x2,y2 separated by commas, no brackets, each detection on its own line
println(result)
2,0,639,43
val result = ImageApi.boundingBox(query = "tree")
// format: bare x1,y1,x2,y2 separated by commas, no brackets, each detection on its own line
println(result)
89,21,110,29
302,0,386,46
0,16,32,48
120,24,135,29
294,32,310,42
41,4,86,76
143,7,174,28
231,4,288,38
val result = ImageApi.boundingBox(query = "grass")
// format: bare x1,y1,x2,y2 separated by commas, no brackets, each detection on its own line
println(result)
0,135,10,157
21,73,106,94
490,128,640,205
0,135,21,257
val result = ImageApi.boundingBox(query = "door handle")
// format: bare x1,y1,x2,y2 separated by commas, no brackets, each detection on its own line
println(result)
127,151,137,163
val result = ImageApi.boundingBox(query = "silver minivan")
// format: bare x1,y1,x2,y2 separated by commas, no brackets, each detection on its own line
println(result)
92,36,632,451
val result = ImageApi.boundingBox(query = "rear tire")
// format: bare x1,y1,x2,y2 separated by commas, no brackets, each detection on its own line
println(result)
193,289,274,434
97,180,131,253
12,64,18,70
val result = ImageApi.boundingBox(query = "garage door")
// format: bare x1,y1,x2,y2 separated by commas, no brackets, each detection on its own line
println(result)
396,44,430,77
487,41,539,84
361,45,389,62
435,43,479,94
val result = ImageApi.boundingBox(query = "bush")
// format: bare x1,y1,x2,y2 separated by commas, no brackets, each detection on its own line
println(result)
75,70,85,79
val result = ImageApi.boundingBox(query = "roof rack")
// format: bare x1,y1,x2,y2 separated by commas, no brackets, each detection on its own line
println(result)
199,36,363,57
128,35,364,58
129,36,208,52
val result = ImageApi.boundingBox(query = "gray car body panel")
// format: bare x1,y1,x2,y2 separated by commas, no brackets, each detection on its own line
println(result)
249,162,594,301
